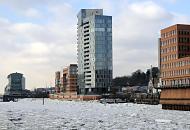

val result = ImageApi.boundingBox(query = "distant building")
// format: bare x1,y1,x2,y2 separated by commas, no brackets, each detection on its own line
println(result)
63,64,78,98
55,71,61,93
4,72,28,97
55,64,78,97
123,86,148,94
159,24,190,110
31,87,55,98
77,9,113,95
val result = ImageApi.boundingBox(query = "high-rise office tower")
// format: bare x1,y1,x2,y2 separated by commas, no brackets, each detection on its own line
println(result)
159,24,190,110
77,9,112,94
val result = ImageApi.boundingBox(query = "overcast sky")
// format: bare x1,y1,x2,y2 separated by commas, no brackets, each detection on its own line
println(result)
0,0,190,93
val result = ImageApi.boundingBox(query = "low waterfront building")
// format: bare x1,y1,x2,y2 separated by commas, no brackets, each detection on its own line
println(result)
31,87,55,98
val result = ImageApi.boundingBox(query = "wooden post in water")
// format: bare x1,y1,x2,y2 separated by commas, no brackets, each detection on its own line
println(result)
43,97,44,105
43,91,45,105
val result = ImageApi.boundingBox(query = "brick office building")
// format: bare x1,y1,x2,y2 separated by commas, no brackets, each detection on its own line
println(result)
159,24,190,110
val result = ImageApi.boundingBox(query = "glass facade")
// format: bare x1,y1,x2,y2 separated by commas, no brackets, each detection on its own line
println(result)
5,72,25,93
77,9,112,94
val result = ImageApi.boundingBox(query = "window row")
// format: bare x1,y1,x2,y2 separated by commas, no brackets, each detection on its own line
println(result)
160,46,177,54
161,78,190,86
160,38,177,46
95,23,112,28
95,19,112,24
161,30,177,38
161,37,190,47
178,45,190,51
160,54,177,62
162,69,190,77
178,30,190,35
178,53,190,58
178,37,190,43
161,29,190,39
161,60,190,69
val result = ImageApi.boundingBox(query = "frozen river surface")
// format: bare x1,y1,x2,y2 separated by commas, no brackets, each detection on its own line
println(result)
0,98,190,130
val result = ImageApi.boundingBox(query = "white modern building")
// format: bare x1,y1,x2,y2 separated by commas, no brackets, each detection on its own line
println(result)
77,9,112,94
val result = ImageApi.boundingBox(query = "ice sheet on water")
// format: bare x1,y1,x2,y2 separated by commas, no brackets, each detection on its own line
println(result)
0,98,190,130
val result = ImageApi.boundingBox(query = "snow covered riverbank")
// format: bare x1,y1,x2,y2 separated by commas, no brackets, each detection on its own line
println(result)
0,98,190,130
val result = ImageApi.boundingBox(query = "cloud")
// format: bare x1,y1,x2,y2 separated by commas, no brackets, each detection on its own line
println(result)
109,1,174,76
0,17,10,26
0,2,77,93
22,8,43,19
0,0,190,93
129,1,172,20
21,42,50,57
0,0,49,9
171,13,190,24
162,0,177,4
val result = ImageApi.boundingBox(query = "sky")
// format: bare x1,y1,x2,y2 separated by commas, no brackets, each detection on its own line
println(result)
0,0,190,93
